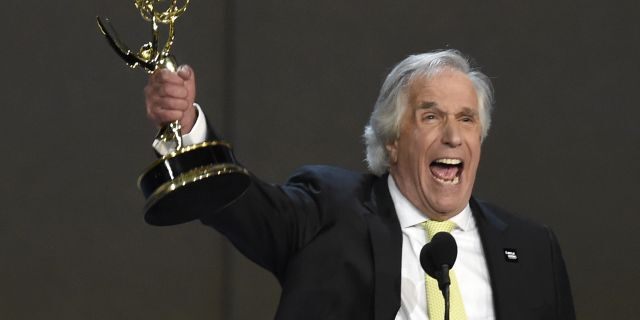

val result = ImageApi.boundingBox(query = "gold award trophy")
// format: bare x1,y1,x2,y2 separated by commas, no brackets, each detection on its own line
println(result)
97,0,250,226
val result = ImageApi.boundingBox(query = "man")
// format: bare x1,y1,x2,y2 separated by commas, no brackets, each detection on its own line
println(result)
144,50,575,319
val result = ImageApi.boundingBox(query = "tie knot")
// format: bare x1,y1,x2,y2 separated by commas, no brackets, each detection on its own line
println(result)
422,220,456,240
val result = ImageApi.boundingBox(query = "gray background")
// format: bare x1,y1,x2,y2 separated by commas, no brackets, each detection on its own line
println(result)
2,0,638,319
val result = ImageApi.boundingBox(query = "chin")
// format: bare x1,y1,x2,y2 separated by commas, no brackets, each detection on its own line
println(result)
425,191,469,216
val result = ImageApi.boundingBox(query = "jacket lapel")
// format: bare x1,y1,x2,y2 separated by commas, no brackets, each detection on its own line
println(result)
470,197,510,320
364,174,403,320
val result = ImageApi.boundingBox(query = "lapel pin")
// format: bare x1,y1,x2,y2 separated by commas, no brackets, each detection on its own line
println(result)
503,248,519,263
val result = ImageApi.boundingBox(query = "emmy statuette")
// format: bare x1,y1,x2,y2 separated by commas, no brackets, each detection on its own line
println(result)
97,0,250,225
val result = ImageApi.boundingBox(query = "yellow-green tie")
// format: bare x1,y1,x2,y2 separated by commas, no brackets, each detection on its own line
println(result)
422,220,468,320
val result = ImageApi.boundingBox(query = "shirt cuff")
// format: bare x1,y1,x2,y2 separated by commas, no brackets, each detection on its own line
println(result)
152,103,209,156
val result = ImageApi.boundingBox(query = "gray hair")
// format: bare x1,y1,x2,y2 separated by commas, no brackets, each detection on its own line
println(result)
363,49,494,175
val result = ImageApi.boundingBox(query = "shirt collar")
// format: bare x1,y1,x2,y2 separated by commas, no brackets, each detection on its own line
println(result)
387,175,473,232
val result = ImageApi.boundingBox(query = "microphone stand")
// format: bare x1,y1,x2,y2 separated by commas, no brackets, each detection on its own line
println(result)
439,264,451,320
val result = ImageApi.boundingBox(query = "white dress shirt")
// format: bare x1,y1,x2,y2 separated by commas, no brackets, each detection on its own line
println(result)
152,103,208,155
389,176,495,320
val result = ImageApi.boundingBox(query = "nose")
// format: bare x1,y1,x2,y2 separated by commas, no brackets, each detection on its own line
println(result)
441,119,462,147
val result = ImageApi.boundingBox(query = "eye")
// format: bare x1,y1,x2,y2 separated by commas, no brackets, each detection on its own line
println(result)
422,113,438,121
460,115,476,123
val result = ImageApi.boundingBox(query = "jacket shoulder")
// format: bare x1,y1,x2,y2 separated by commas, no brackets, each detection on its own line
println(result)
286,165,378,198
472,197,552,234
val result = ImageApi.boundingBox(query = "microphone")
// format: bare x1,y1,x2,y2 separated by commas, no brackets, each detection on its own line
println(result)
420,232,458,284
420,232,458,320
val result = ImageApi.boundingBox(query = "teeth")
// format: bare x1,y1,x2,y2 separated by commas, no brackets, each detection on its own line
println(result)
433,176,460,185
434,158,462,165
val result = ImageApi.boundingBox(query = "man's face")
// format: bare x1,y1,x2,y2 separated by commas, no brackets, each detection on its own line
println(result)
387,69,482,220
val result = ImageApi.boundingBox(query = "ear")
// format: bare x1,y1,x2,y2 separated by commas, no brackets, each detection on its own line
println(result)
386,140,399,164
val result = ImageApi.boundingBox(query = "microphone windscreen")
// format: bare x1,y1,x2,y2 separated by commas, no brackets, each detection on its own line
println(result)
419,232,458,279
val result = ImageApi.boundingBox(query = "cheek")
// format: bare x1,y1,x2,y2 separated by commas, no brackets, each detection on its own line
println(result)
466,147,482,174
405,134,427,157
464,130,482,150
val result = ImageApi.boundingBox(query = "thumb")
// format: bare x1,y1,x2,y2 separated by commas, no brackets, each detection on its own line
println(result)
178,64,197,104
177,65,193,81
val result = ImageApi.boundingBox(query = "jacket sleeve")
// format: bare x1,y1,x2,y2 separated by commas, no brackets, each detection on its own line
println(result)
198,167,333,281
548,228,576,319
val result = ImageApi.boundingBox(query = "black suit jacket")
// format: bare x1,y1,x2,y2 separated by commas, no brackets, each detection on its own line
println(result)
200,165,575,320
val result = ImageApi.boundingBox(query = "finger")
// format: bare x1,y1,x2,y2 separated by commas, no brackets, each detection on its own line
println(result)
154,83,188,99
148,109,184,125
148,97,190,112
146,80,187,99
151,68,185,85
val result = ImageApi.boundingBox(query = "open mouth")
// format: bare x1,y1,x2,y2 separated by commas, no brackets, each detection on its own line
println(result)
429,158,463,185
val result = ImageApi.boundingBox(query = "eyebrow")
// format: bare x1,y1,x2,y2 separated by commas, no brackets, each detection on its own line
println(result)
459,107,479,116
415,102,479,116
416,101,437,109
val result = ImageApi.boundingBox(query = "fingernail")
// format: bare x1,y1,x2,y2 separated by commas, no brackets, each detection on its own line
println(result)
179,65,190,75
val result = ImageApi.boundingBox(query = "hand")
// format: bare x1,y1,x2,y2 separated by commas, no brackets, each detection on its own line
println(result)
144,65,197,134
